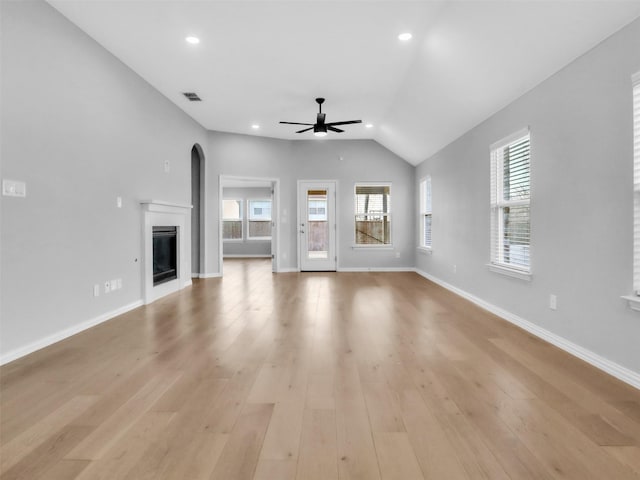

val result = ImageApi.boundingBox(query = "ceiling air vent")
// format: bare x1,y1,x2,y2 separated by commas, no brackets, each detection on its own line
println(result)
182,92,202,102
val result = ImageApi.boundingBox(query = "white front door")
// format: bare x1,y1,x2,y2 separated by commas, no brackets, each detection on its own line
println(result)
298,181,337,271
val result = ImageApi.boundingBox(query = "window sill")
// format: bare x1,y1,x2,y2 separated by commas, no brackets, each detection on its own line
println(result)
247,237,272,241
417,246,432,255
223,239,243,243
352,244,394,250
487,263,532,281
621,295,640,312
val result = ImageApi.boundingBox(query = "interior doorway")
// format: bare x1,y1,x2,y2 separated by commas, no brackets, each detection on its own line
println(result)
191,144,205,277
219,175,279,276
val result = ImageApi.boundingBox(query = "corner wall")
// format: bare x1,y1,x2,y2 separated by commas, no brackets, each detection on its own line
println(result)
415,18,640,375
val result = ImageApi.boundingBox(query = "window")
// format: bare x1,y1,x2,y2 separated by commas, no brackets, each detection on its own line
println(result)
248,199,272,239
633,73,640,295
420,176,432,249
355,184,391,245
490,129,531,274
222,199,242,240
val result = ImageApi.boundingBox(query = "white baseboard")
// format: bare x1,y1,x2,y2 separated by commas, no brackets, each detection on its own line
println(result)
276,268,299,273
414,268,640,390
0,300,144,366
338,267,416,273
223,254,271,258
199,272,222,279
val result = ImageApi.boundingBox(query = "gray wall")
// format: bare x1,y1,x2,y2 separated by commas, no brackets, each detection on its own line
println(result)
415,18,640,373
0,0,207,357
222,187,272,257
206,133,415,272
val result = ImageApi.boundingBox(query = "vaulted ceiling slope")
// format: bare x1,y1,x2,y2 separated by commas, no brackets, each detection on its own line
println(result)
47,0,640,166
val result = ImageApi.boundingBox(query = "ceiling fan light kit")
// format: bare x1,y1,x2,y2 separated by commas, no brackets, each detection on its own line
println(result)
281,98,361,137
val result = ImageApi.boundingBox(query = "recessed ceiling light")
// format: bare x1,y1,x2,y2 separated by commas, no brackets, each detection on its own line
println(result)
185,36,200,45
365,123,374,128
398,32,412,42
251,124,260,129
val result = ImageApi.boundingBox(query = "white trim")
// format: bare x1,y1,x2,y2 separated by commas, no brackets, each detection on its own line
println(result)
351,245,394,250
276,268,299,273
337,267,415,272
417,246,433,255
621,295,640,312
487,263,532,281
415,268,640,390
223,254,271,258
0,300,143,365
199,272,222,278
633,71,640,86
140,200,192,210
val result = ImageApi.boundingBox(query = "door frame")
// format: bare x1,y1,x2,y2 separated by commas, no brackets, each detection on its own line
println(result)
297,179,338,271
218,175,280,276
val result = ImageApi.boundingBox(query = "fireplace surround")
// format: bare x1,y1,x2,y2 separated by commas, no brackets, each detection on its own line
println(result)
141,201,192,304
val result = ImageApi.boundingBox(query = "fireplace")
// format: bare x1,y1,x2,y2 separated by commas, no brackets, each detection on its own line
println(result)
141,200,192,305
153,226,177,286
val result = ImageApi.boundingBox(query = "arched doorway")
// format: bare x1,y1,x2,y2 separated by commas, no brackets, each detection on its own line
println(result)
191,144,205,276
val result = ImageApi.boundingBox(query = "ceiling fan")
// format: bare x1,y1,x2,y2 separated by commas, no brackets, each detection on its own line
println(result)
280,98,362,137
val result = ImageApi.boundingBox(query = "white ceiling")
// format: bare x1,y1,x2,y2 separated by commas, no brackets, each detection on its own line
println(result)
47,0,640,165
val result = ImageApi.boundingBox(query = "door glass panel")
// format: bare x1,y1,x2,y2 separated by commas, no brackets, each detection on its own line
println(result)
307,189,328,259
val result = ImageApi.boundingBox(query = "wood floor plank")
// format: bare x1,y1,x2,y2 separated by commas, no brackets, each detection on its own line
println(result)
296,408,339,480
209,402,274,480
373,432,424,480
1,259,639,480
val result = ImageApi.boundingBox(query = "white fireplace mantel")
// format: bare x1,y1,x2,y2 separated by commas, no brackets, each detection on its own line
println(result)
141,200,192,304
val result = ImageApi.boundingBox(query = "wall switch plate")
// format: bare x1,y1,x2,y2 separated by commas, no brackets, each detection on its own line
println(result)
453,264,457,274
164,160,170,173
116,278,122,289
116,196,122,208
111,279,118,291
104,281,111,293
93,284,100,297
2,179,26,197
549,294,557,310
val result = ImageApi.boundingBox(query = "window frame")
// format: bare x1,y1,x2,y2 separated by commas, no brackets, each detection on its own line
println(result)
353,182,393,248
489,128,532,280
419,176,432,251
222,198,243,242
246,198,273,241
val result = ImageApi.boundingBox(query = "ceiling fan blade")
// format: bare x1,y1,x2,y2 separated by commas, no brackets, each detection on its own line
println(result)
327,126,344,133
296,127,314,133
280,121,313,126
325,120,362,126
317,113,326,125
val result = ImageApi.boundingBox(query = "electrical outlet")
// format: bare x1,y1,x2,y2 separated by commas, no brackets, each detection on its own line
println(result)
164,160,170,173
549,294,557,310
116,196,122,208
453,264,457,274
93,284,100,297
395,252,401,258
104,281,111,293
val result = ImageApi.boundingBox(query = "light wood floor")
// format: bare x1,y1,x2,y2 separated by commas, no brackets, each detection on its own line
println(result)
2,258,640,480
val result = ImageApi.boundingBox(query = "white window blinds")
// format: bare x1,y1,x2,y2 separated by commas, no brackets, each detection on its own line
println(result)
633,73,640,294
490,129,531,271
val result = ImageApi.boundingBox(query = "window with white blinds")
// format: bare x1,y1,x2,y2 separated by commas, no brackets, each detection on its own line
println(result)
633,73,640,294
420,177,432,248
490,129,531,272
355,184,391,245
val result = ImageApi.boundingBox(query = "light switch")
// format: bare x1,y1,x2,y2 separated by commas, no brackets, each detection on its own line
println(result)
116,196,122,208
